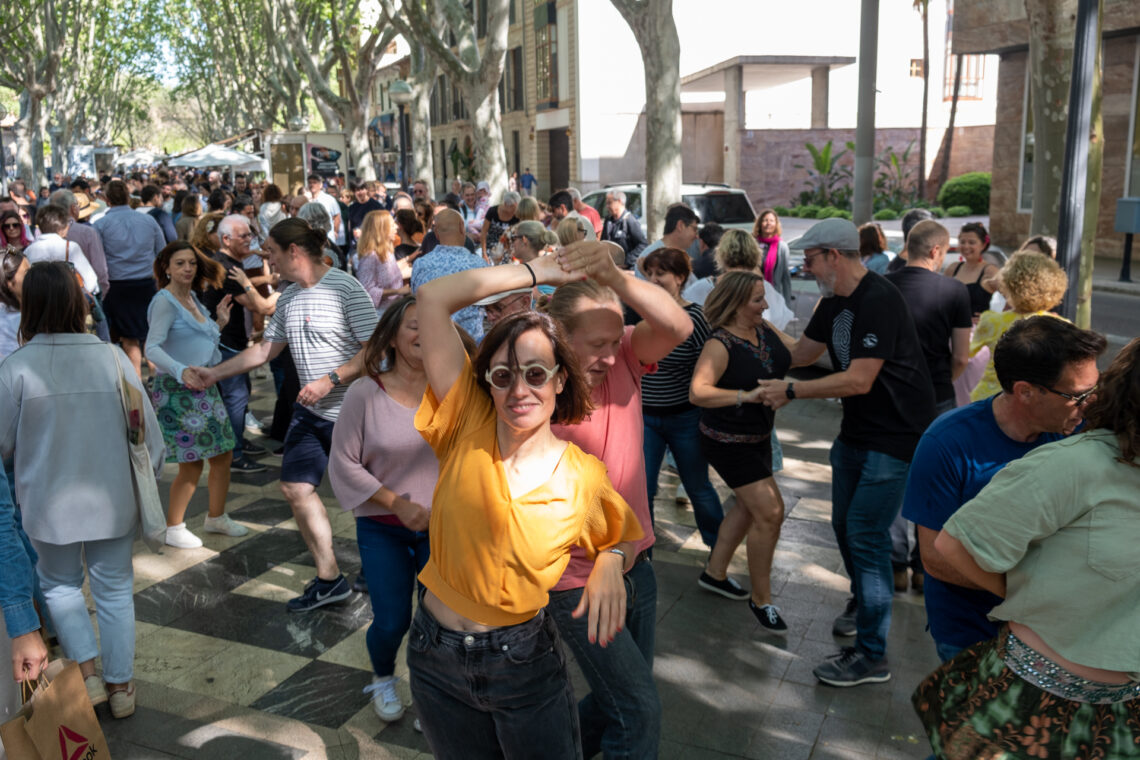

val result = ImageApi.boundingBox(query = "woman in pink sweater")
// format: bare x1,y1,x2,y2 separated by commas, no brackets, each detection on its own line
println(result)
328,295,438,725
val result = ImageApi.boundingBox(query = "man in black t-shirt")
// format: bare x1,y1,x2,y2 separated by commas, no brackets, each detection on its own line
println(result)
346,181,383,253
884,220,971,593
199,214,280,473
756,219,936,688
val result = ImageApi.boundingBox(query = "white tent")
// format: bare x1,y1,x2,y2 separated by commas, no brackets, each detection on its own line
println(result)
168,143,267,172
114,148,166,166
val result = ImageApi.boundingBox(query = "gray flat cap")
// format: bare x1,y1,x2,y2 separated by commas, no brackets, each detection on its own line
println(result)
787,218,860,251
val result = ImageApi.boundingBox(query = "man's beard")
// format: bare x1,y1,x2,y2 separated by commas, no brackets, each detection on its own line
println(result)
816,272,836,298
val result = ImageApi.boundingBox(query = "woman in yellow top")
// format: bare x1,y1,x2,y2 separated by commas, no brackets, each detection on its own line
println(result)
969,251,1067,401
410,252,643,759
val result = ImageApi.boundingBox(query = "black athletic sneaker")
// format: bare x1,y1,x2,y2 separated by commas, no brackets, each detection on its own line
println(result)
287,575,353,612
832,597,858,637
352,574,369,594
242,439,268,458
750,601,788,632
231,456,267,474
697,571,750,600
813,647,891,687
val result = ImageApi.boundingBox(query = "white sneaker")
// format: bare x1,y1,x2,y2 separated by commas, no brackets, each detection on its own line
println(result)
244,411,263,435
203,514,249,537
364,676,405,722
165,523,203,549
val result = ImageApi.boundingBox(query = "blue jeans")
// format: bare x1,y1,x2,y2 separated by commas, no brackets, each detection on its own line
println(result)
217,346,250,460
934,639,964,663
547,558,661,760
31,533,136,683
643,408,723,548
829,439,911,661
355,518,429,677
408,603,580,759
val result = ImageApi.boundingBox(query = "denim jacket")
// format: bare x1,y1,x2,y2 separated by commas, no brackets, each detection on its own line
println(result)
0,465,40,638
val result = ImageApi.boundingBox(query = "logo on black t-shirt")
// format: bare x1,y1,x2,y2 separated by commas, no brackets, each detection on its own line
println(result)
862,334,879,348
832,310,854,370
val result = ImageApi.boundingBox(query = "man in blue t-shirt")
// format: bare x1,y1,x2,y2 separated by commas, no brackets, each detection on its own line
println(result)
902,316,1105,662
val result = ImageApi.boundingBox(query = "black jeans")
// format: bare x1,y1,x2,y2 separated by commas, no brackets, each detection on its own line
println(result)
407,602,580,759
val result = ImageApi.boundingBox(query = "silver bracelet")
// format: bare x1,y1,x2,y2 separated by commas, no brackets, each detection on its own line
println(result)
607,547,627,561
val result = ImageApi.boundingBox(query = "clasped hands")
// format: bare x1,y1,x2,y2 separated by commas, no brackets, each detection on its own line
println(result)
531,240,624,287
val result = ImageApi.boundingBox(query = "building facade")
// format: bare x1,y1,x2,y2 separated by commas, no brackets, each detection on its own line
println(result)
954,0,1140,257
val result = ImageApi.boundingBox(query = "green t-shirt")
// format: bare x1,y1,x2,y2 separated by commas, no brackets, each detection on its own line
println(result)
944,429,1140,674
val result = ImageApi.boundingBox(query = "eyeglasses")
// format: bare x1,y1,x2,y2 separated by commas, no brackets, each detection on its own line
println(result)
1039,384,1097,407
2,223,21,230
485,293,531,316
802,250,830,266
484,362,560,391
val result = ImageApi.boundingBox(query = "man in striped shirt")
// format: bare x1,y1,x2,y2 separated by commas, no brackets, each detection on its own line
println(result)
190,219,378,612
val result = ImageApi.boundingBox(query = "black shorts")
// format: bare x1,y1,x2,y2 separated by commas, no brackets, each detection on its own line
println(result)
699,431,773,489
281,404,336,487
103,278,156,341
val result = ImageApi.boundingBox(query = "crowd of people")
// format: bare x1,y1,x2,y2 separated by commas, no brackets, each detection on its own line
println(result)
0,165,1137,760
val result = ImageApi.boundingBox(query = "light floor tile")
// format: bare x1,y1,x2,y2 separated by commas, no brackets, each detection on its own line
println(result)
231,562,313,603
168,640,309,706
133,626,235,682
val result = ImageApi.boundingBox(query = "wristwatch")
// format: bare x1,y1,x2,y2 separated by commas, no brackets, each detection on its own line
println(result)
785,382,796,400
328,370,342,387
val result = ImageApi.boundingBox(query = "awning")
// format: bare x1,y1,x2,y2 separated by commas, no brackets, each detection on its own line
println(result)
168,143,268,172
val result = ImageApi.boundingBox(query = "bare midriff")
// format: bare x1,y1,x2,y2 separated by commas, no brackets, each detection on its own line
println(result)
422,589,536,633
1010,621,1133,684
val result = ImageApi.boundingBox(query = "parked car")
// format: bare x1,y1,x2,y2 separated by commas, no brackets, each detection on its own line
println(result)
581,183,757,231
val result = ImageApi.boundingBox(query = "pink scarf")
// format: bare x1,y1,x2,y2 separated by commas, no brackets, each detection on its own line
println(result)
758,236,781,284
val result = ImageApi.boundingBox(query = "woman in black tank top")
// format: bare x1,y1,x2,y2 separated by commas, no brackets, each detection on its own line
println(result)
946,223,998,318
690,271,793,633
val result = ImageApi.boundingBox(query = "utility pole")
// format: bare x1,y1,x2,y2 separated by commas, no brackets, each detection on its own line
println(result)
853,0,879,225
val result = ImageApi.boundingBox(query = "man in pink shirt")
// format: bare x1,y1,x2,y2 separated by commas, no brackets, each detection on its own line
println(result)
547,241,692,760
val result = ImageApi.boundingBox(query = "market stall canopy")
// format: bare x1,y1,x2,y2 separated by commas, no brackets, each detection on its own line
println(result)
168,143,267,172
114,148,167,166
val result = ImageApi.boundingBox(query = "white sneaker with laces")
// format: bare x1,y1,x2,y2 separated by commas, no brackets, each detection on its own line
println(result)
203,514,249,537
165,523,203,549
364,676,405,722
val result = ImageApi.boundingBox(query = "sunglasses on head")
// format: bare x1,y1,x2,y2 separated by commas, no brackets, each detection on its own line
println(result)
484,362,560,391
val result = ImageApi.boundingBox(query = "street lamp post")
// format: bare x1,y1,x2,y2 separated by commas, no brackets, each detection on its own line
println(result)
388,80,413,192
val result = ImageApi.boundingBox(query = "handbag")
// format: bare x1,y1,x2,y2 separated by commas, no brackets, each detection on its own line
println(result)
0,660,112,760
64,241,105,325
109,347,166,553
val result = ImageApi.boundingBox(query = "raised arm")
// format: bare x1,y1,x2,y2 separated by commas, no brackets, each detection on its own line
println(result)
557,240,692,365
416,254,580,399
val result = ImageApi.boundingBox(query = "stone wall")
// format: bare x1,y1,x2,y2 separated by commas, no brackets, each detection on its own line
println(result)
954,0,1140,55
989,37,1137,259
735,128,923,211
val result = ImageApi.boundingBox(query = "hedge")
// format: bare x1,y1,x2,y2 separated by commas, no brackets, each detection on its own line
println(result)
937,172,990,215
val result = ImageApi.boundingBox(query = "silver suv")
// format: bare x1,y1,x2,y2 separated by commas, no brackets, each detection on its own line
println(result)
582,183,757,231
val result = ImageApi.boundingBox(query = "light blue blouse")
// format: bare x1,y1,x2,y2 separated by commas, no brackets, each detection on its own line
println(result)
145,289,223,383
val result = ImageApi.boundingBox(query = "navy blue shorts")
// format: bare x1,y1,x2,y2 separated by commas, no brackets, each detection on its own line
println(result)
281,404,336,487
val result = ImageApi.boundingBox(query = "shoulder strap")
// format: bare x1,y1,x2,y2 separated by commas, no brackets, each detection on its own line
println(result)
64,240,70,263
951,261,964,276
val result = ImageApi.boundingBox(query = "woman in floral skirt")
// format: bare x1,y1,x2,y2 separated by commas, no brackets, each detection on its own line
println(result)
145,241,248,549
914,337,1140,759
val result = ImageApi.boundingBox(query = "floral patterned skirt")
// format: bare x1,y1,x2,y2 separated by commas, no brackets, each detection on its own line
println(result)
912,627,1140,759
150,373,236,464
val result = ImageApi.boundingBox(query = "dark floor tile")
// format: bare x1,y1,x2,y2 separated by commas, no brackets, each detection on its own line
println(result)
653,521,697,552
208,528,310,579
169,592,369,657
250,660,373,729
231,497,295,526
815,715,882,757
374,706,432,754
133,564,232,626
101,705,305,759
288,535,361,576
229,464,283,487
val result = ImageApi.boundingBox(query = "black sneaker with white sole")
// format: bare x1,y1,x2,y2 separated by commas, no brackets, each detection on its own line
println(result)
242,439,268,458
812,647,891,687
697,571,750,600
750,601,788,632
231,456,267,474
832,596,858,637
287,575,353,612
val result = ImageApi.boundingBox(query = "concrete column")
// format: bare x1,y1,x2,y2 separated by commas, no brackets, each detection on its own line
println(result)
723,65,743,187
811,67,830,129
